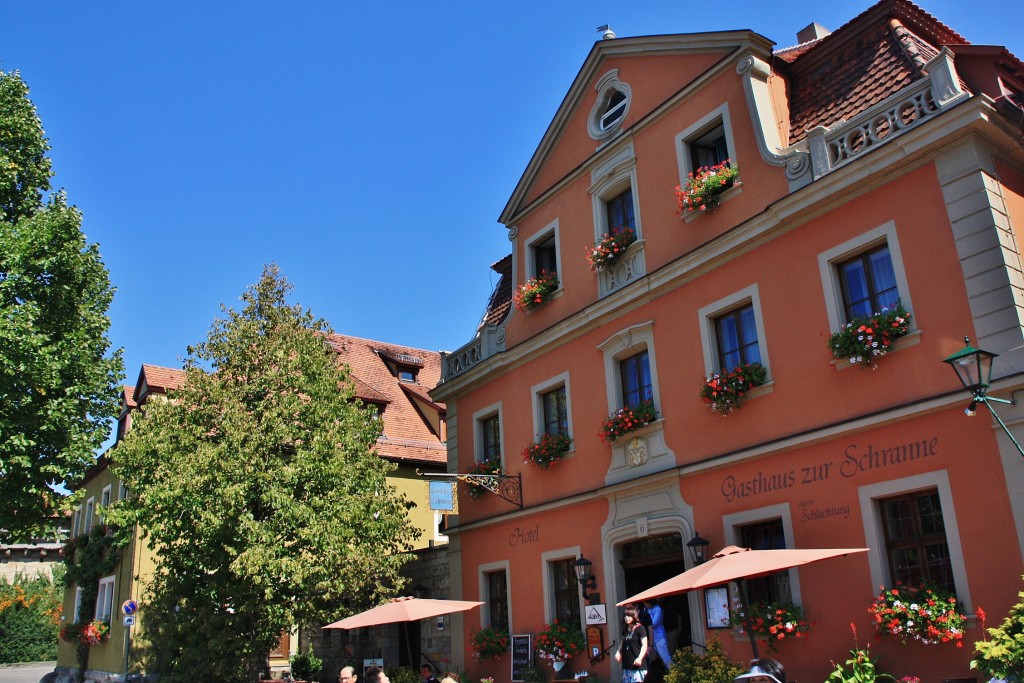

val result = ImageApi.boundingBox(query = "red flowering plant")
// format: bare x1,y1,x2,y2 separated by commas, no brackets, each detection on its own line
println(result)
732,602,810,651
599,400,657,442
586,225,637,272
536,619,585,663
699,362,767,414
675,160,740,215
60,619,110,646
828,304,911,367
522,432,573,469
869,584,965,646
513,270,559,312
470,625,510,660
465,458,503,501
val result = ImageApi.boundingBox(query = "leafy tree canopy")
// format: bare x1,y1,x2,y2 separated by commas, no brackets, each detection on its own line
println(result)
0,69,123,541
108,265,419,683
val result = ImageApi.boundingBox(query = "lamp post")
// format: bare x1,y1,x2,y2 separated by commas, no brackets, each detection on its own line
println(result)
943,336,1024,458
575,555,599,604
687,532,710,566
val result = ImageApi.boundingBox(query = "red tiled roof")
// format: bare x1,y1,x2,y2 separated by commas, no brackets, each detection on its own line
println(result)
325,333,446,466
133,364,186,403
481,254,513,329
779,0,971,143
122,385,138,409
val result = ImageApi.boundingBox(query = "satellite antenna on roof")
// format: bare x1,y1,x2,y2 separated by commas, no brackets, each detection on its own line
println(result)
597,25,616,40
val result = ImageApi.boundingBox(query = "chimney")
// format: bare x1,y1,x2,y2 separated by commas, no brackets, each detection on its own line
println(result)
797,22,831,44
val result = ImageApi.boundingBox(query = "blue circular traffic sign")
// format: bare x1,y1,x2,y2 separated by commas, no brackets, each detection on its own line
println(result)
122,599,138,615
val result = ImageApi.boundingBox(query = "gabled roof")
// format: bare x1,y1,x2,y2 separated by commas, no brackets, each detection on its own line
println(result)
480,254,513,329
499,30,774,226
325,333,446,466
133,364,186,403
777,0,971,142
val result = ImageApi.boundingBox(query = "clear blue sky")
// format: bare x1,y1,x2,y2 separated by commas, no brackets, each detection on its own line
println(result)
2,1,1021,383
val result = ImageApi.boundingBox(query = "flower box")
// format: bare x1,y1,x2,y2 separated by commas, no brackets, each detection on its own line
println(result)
599,400,657,442
514,270,559,312
465,458,503,500
828,304,911,367
522,432,572,469
699,362,767,414
536,619,585,664
870,584,964,646
675,161,740,215
586,226,637,272
470,625,510,660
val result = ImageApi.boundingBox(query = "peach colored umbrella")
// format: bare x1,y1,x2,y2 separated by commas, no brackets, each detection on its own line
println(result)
323,596,484,629
617,545,868,658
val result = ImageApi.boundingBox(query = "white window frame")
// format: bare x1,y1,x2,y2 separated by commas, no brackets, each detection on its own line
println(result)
83,497,95,534
530,372,574,443
587,69,632,141
590,143,641,241
95,575,116,623
118,482,127,501
100,485,112,524
478,560,513,629
74,587,83,623
71,510,80,539
676,103,738,184
698,284,773,379
858,470,972,611
722,503,802,606
540,546,583,624
524,219,562,286
817,220,915,333
473,402,504,465
598,321,661,415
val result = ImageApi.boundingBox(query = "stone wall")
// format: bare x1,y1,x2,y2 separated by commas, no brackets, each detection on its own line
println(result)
1,543,63,582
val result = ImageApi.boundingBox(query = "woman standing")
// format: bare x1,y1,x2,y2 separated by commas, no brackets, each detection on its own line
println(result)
615,605,649,683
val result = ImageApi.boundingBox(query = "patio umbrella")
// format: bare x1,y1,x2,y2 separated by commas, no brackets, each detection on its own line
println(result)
617,545,869,659
323,596,484,629
324,596,484,669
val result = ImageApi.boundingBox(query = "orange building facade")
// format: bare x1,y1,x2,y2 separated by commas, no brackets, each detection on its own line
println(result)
432,2,1024,682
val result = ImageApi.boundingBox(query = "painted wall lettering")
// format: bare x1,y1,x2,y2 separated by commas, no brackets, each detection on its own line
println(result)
508,524,540,546
720,436,939,502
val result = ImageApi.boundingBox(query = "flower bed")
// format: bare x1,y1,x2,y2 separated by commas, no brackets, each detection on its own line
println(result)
828,304,911,367
870,584,964,646
675,160,740,214
536,619,585,663
599,400,657,442
586,226,637,272
465,458,503,500
513,271,559,312
522,433,573,469
699,363,767,414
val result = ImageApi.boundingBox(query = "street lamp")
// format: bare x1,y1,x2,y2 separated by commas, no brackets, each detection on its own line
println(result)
943,336,1024,458
687,532,710,566
575,555,599,604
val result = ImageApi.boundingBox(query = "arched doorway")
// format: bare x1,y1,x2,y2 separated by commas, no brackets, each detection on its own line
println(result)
620,533,693,655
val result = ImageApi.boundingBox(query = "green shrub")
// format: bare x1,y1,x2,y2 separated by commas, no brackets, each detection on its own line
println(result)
290,652,323,681
972,578,1024,683
0,571,63,663
664,638,744,683
384,667,419,683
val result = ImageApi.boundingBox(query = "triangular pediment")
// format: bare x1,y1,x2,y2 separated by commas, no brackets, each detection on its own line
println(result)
499,30,773,226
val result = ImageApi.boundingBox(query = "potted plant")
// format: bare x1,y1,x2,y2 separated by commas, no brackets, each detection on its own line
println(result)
522,432,573,469
828,304,911,367
470,625,510,660
869,584,964,645
599,400,657,442
827,624,896,683
732,601,810,651
536,619,585,668
60,619,111,646
699,363,767,414
465,458,503,500
675,160,740,215
664,637,744,683
514,270,559,312
586,226,637,272
290,651,323,682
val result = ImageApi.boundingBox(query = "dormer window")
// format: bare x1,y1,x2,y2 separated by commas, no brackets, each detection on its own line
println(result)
398,367,417,383
588,70,632,141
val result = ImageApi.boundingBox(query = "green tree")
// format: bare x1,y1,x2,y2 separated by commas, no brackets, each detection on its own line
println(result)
0,568,64,663
972,578,1024,683
108,265,420,683
0,69,123,541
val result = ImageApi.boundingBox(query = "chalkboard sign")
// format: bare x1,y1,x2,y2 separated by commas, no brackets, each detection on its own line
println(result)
511,634,532,682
